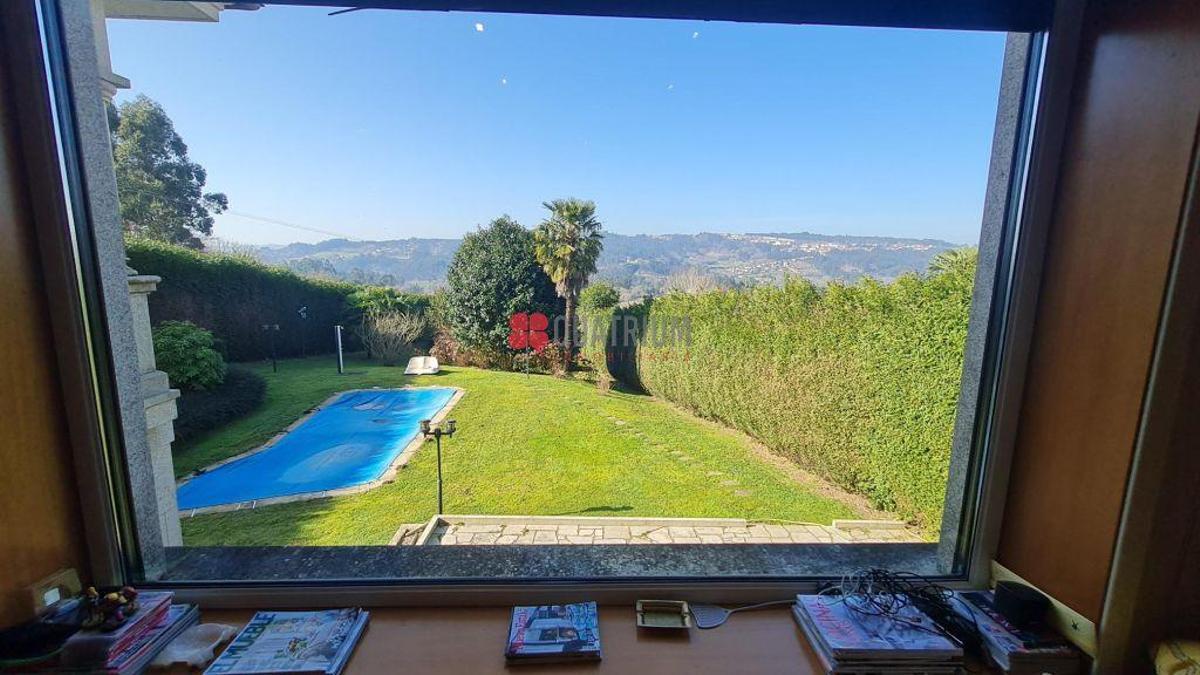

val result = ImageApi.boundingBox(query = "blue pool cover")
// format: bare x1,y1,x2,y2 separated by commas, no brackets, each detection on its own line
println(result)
177,388,456,510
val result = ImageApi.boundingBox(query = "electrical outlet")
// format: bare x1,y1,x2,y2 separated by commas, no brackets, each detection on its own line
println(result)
29,568,82,616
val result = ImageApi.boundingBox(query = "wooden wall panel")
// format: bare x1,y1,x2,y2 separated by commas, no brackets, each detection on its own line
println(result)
998,0,1200,622
0,36,88,626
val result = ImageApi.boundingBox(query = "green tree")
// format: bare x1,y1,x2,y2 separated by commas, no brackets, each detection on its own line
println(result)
579,281,620,310
152,320,226,390
445,216,560,356
110,95,227,248
534,199,604,370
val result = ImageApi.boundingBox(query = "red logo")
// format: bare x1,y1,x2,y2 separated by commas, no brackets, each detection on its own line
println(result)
508,312,550,352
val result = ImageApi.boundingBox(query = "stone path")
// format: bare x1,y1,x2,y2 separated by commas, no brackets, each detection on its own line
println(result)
396,515,922,546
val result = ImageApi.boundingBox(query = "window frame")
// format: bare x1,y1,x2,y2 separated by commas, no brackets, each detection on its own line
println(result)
6,0,1083,604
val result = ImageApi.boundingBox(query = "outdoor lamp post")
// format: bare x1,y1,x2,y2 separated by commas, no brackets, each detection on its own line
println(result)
420,419,457,515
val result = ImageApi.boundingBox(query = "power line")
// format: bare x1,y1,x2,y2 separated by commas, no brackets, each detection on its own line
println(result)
223,210,361,241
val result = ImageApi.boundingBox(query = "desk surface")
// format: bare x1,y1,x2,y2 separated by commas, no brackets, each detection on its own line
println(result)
198,605,827,674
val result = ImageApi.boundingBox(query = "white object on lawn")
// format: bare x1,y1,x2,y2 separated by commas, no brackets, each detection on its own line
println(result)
404,355,440,375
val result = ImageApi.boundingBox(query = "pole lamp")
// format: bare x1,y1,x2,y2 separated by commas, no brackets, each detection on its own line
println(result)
420,419,457,515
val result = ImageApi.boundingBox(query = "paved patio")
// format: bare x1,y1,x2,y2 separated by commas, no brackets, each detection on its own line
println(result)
390,515,922,546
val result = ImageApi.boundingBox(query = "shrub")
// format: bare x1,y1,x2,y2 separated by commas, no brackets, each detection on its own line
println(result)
173,366,266,443
580,282,620,311
153,320,226,390
126,237,366,361
346,287,432,356
444,216,560,358
363,311,426,366
600,252,977,533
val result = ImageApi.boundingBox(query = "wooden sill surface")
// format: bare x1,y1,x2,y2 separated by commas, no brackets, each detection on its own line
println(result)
191,605,826,674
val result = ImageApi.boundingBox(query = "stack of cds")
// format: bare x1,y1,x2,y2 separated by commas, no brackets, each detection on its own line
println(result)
793,594,964,674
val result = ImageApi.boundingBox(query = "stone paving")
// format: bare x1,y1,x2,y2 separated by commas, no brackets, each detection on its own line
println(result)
391,515,922,546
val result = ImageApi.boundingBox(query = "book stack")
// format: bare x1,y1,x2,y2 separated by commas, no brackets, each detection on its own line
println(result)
505,602,601,665
59,592,200,675
203,608,369,675
949,591,1079,674
792,594,964,674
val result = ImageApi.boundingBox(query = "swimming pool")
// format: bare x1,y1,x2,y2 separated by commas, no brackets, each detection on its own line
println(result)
177,387,457,511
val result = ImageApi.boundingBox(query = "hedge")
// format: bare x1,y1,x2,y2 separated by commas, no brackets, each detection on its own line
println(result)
126,238,362,361
173,366,266,443
597,255,975,533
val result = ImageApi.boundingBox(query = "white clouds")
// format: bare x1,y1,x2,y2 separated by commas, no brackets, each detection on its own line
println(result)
474,22,485,32
500,76,508,85
692,31,700,39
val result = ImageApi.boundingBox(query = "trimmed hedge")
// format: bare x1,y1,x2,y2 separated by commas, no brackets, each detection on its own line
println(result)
597,255,975,533
127,238,361,361
174,366,266,443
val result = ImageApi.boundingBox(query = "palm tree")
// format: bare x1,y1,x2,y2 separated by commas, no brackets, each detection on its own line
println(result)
533,198,604,371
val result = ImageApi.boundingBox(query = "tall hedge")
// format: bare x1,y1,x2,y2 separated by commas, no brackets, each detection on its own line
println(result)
601,255,975,533
126,238,361,361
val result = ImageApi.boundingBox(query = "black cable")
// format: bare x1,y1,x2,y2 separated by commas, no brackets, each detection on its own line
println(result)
817,568,985,658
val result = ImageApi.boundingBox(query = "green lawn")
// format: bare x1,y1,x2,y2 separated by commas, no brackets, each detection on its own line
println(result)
178,356,863,545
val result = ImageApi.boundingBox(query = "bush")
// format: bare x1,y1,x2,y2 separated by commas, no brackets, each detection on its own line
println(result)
127,237,366,361
600,252,977,533
153,320,226,390
174,366,266,443
444,216,561,358
580,281,620,311
362,311,426,366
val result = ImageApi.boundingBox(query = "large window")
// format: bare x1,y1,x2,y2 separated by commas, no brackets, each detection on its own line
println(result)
17,0,1063,595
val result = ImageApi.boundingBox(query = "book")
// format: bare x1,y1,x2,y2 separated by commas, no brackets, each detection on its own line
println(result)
949,591,1079,674
505,602,601,664
60,591,174,666
204,608,369,675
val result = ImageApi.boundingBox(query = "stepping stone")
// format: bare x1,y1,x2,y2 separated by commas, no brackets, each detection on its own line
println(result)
706,471,723,477
734,489,753,497
614,420,627,426
720,479,739,487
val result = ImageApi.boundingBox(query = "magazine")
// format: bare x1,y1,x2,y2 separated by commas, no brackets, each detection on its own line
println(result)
950,591,1079,673
795,595,962,661
505,602,601,664
205,608,369,675
56,604,200,675
60,591,174,666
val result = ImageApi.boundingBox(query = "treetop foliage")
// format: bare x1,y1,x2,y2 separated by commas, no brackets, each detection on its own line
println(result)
111,95,227,248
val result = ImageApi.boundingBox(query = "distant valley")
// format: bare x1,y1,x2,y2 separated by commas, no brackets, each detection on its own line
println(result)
250,232,963,297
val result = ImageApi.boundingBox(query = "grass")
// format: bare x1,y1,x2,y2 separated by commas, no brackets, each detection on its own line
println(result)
177,356,864,546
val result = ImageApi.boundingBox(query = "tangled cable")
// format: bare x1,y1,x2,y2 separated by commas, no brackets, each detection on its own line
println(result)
819,568,984,656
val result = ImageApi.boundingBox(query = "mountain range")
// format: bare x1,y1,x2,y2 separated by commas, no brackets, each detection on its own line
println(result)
250,232,962,297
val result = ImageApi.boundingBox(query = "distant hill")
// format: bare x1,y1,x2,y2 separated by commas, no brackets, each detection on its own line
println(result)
250,232,961,297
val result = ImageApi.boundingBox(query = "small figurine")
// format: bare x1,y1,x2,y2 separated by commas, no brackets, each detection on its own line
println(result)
79,586,141,631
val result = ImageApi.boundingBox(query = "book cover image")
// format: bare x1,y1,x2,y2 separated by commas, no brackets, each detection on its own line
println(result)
506,603,601,661
206,608,368,674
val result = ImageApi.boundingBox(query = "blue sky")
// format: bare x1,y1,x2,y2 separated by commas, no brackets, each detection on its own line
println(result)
107,7,1005,246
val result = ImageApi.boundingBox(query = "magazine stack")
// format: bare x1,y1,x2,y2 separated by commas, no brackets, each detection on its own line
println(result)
203,608,369,675
505,602,601,665
58,592,200,675
792,594,963,674
949,591,1079,674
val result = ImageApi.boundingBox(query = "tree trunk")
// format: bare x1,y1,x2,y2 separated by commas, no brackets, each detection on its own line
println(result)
563,292,576,372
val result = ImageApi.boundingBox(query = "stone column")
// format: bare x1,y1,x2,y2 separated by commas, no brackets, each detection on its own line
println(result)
128,272,183,546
